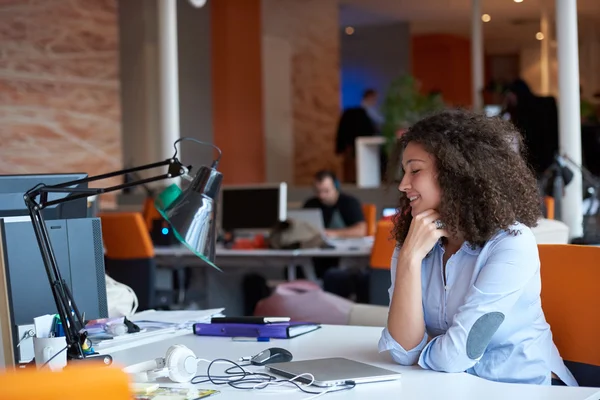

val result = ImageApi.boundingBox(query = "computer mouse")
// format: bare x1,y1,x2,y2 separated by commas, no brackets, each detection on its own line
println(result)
250,347,293,366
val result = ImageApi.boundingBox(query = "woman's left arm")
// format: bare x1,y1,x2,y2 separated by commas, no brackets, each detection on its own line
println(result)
417,229,539,373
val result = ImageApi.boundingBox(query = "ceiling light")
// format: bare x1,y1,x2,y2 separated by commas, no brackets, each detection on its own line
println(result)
514,0,523,3
536,32,544,40
482,14,491,22
345,26,355,35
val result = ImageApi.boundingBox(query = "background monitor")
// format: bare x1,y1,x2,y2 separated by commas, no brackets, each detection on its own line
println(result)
484,105,502,118
220,183,287,232
382,207,397,218
0,173,88,220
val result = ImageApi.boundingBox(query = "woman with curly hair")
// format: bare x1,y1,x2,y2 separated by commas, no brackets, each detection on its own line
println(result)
379,109,576,386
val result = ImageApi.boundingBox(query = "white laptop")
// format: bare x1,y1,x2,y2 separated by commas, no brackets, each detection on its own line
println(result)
265,357,402,387
286,209,325,231
286,209,373,250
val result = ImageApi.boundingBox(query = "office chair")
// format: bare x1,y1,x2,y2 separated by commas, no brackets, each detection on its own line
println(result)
99,212,158,311
362,203,377,236
539,244,600,387
368,219,395,306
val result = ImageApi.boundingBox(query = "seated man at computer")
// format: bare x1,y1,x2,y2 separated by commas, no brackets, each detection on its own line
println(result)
302,170,368,302
303,170,366,238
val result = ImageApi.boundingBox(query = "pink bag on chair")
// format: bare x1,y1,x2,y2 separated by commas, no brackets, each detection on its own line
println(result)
254,280,354,325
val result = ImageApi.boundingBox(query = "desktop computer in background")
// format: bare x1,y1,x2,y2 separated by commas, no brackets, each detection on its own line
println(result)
0,173,108,366
220,183,287,237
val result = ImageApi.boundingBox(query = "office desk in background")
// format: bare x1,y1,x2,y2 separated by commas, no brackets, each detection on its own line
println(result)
154,246,372,313
109,324,600,400
154,246,372,281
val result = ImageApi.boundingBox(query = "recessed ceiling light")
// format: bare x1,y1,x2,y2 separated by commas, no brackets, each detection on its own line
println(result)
514,0,523,3
345,26,355,35
482,14,491,22
536,32,544,40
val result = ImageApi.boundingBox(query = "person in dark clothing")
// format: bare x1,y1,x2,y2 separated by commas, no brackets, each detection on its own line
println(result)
302,170,369,302
303,170,366,238
335,90,381,183
504,78,559,178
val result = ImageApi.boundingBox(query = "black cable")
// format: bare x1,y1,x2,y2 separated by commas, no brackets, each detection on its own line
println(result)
39,345,69,369
172,137,222,169
191,358,356,396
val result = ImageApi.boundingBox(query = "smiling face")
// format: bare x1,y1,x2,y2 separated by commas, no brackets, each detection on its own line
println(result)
398,142,442,217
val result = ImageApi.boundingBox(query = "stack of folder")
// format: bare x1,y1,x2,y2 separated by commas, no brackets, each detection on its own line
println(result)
192,316,321,339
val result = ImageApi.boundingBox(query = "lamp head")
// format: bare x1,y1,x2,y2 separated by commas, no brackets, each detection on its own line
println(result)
155,165,222,269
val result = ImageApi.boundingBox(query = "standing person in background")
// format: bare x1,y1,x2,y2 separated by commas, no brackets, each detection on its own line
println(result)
335,89,381,183
361,89,384,131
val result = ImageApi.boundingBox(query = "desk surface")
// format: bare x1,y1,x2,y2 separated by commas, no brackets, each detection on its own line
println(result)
110,325,599,400
154,246,372,258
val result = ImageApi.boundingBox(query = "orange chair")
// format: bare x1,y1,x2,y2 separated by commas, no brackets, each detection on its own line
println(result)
142,195,162,231
362,203,377,236
370,219,396,270
99,212,157,310
538,244,600,386
544,196,555,220
1,365,131,400
368,220,396,305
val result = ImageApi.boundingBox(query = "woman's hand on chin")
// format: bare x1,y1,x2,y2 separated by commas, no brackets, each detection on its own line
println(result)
399,209,448,262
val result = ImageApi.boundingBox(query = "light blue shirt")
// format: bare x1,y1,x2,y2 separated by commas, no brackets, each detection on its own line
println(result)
379,223,577,386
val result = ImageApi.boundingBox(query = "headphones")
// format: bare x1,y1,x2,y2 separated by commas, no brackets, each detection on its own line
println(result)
315,170,340,190
123,344,198,383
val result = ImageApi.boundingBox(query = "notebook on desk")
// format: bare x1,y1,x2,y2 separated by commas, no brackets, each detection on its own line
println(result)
192,321,321,339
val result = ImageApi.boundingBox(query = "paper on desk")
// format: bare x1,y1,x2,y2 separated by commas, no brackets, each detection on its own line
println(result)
33,314,55,338
91,308,225,351
131,308,225,328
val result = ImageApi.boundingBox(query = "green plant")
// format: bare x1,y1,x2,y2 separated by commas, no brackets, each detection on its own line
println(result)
381,75,445,155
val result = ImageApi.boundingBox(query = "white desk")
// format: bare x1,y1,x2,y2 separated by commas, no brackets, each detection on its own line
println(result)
110,325,600,400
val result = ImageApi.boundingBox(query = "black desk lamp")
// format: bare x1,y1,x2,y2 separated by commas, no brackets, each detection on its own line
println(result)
23,138,223,362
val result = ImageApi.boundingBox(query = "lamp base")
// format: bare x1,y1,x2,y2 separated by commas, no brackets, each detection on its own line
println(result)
68,353,113,367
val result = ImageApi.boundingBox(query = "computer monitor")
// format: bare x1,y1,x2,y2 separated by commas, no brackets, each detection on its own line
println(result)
382,207,397,218
0,217,108,366
484,105,502,118
220,183,287,233
0,173,88,220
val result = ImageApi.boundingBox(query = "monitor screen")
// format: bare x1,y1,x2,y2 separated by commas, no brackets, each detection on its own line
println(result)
0,173,88,220
382,207,397,218
220,183,287,232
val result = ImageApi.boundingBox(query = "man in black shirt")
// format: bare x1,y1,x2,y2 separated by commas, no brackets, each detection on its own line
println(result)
303,170,366,238
302,170,368,302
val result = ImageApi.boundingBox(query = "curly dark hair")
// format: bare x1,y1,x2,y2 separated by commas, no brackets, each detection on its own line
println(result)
390,109,542,247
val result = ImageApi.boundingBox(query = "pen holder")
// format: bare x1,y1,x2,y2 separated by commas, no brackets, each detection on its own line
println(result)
33,336,67,371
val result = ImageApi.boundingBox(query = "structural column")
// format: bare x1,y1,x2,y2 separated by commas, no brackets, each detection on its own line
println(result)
211,0,265,184
471,0,484,111
540,0,551,95
157,0,180,161
556,0,583,238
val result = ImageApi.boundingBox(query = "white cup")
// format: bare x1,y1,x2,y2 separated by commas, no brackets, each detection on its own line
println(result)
33,336,68,371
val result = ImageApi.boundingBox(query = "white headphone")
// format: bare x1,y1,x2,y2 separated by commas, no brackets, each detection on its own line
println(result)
123,344,198,383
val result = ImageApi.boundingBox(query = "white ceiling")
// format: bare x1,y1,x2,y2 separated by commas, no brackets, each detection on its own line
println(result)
339,0,600,53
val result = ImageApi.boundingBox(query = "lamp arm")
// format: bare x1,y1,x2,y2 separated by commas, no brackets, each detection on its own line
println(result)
27,158,187,209
23,157,187,361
